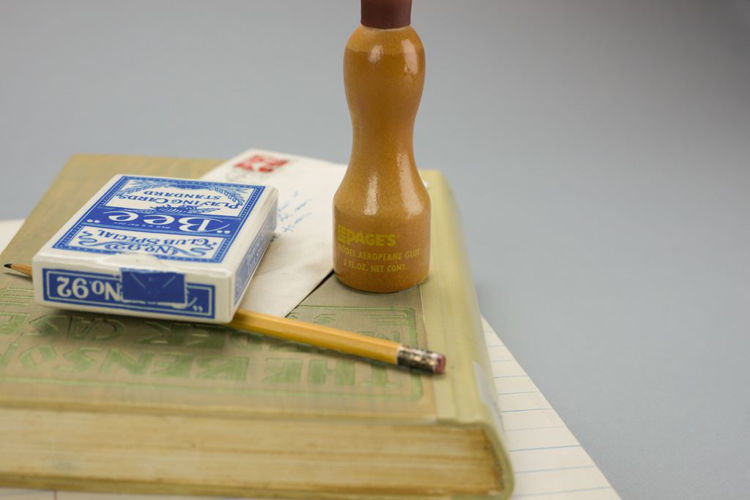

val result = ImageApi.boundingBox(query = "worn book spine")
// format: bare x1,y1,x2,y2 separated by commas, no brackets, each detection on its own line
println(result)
420,173,515,495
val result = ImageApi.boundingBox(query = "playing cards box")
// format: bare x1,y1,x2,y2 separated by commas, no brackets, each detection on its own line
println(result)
32,175,277,323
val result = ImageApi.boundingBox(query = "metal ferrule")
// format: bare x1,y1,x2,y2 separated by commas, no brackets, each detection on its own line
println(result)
396,346,444,374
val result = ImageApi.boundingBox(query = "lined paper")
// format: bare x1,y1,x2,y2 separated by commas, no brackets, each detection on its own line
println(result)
483,318,619,499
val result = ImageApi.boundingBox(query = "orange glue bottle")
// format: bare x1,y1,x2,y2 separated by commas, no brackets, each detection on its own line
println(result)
333,0,430,293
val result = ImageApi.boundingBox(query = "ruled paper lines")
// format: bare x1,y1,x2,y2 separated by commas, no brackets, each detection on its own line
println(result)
483,318,618,499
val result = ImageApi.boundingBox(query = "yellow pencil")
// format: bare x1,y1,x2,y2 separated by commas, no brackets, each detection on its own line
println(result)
3,263,445,374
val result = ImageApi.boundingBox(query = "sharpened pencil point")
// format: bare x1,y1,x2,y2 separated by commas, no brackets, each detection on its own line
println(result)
3,263,32,278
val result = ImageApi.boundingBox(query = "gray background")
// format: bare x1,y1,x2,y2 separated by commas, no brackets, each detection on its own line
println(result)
2,0,750,498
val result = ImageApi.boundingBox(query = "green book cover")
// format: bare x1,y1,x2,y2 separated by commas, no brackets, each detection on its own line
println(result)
0,154,513,499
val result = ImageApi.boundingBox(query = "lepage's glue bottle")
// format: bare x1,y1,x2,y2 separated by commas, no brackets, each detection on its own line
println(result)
333,0,430,293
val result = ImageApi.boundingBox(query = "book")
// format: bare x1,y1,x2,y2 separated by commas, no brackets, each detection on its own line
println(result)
0,154,514,499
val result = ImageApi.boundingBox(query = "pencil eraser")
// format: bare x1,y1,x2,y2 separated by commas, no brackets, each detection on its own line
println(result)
435,353,446,374
32,175,277,323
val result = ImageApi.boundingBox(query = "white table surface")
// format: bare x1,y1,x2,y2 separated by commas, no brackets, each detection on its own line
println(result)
2,1,749,498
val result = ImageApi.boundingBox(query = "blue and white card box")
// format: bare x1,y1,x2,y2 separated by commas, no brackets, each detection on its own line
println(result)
32,175,278,323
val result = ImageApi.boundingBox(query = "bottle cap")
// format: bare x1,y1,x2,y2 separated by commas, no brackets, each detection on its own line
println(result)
361,0,412,29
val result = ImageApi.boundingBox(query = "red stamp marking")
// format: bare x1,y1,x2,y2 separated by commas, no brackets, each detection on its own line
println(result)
234,154,289,173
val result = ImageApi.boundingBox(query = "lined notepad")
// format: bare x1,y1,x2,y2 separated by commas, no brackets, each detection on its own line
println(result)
483,318,618,499
0,219,617,499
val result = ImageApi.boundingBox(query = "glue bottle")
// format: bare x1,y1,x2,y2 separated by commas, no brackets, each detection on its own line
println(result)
333,0,430,293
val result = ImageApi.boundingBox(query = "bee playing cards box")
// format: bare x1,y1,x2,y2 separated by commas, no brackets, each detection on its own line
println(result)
32,175,277,323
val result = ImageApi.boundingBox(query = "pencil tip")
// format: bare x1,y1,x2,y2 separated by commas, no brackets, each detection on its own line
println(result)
3,263,11,269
